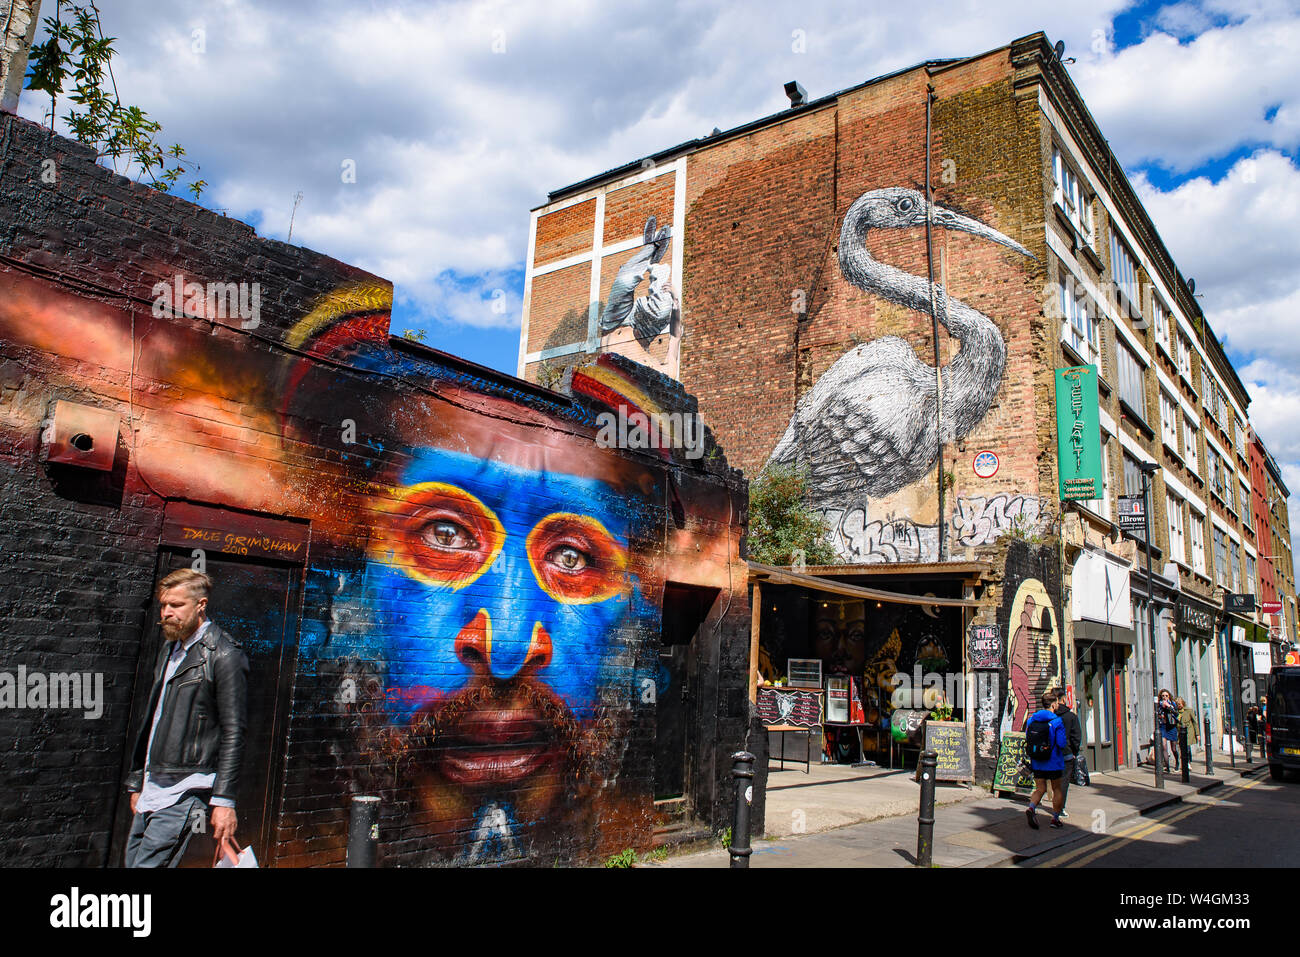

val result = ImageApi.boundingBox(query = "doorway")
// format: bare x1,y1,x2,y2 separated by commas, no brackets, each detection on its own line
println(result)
1077,643,1122,772
653,584,718,801
112,547,303,866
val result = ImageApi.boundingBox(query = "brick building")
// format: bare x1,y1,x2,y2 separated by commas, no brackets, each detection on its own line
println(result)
519,32,1299,782
0,97,757,866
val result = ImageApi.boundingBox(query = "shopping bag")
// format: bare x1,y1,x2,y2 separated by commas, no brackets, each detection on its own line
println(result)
1073,755,1091,787
213,835,259,869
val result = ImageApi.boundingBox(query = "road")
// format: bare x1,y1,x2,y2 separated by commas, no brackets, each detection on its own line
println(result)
1019,766,1300,868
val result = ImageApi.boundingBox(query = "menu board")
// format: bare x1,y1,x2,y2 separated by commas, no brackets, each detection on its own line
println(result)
969,623,1002,670
923,720,972,782
993,731,1035,793
756,687,823,729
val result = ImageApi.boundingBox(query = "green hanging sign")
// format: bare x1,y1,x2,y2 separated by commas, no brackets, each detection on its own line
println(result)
1056,365,1103,501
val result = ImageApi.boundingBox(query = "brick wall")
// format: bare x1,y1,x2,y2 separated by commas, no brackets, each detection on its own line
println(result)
0,112,750,866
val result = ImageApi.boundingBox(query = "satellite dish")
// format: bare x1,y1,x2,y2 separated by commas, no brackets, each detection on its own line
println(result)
1053,40,1065,60
1188,278,1196,294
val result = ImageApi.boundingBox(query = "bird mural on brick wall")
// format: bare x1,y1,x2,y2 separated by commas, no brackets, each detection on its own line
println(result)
768,187,1034,500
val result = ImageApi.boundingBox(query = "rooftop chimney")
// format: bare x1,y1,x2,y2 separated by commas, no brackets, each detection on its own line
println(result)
784,80,806,108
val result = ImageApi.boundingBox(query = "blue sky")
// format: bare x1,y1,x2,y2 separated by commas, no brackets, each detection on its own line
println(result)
19,0,1300,570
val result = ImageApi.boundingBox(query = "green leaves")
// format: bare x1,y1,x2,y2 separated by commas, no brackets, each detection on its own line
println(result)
747,463,838,567
23,2,204,200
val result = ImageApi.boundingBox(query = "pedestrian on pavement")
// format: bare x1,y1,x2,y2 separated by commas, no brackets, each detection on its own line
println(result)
1024,691,1070,830
1053,691,1082,817
1157,689,1180,771
124,569,249,867
1176,696,1197,765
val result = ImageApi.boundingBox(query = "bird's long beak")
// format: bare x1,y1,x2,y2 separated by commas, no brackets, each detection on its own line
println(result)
931,203,1036,260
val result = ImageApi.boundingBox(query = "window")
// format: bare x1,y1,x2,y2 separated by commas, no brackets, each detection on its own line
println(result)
1234,419,1246,458
1183,417,1199,473
1117,341,1147,420
1110,232,1140,317
1226,474,1236,514
1230,541,1241,592
1123,453,1145,500
1207,447,1225,500
1152,296,1172,355
1203,371,1218,423
1190,510,1207,575
1176,334,1193,382
1246,553,1257,592
1059,277,1099,365
1167,491,1187,565
1083,432,1114,519
1242,480,1254,532
1053,148,1095,246
1213,527,1230,588
1159,391,1179,451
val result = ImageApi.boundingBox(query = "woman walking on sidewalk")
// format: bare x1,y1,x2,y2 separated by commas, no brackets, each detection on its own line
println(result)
1176,696,1198,766
1157,689,1180,771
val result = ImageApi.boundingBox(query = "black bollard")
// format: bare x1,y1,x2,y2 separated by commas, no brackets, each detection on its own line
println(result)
347,795,380,868
916,750,937,868
1203,715,1213,774
1179,727,1190,783
1228,721,1236,768
729,751,755,869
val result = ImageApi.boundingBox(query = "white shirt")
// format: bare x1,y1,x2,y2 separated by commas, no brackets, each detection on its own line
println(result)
135,621,235,813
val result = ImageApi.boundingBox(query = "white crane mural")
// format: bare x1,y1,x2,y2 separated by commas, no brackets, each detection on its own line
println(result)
768,187,1035,506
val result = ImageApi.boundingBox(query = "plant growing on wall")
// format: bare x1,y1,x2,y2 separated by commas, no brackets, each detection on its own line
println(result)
25,1,204,198
747,463,838,567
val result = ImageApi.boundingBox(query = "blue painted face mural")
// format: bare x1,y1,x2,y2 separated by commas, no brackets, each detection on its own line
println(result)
371,447,636,721
357,446,648,850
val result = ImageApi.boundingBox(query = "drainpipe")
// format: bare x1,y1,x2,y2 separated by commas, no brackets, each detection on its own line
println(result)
924,83,947,562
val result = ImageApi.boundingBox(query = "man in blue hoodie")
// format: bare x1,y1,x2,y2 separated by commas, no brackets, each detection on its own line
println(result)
1024,691,1070,830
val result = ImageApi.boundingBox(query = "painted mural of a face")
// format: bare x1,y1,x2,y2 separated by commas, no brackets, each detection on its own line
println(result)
813,602,867,675
363,446,640,858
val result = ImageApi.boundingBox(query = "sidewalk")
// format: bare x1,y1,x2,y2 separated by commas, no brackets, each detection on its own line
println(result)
654,757,1267,868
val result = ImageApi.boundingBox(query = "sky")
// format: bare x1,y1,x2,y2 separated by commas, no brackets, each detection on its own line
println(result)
17,0,1300,575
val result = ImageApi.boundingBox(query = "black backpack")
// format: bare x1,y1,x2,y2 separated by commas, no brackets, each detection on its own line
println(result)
1025,717,1054,761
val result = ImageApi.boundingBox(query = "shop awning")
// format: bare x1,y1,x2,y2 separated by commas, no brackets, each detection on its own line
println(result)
746,561,982,608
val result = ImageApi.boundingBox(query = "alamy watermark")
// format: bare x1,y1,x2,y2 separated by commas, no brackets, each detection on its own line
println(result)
152,274,261,329
0,666,104,719
595,408,705,459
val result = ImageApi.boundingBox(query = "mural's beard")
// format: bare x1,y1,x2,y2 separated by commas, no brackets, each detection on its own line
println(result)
352,676,632,857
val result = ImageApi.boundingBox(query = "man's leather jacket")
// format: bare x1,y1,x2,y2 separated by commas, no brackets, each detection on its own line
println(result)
125,623,249,803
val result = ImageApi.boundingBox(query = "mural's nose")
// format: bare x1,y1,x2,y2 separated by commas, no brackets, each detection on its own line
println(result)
453,611,552,680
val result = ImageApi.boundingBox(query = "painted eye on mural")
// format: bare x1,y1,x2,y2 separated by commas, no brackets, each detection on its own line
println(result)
895,197,915,213
527,513,628,604
547,544,589,572
424,519,478,550
375,482,504,591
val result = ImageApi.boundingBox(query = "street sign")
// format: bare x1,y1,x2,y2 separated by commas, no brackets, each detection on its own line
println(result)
1262,600,1283,615
1224,593,1256,614
1117,495,1146,536
1056,366,1103,501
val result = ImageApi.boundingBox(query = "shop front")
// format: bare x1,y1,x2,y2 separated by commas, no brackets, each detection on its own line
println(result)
1070,550,1135,773
1175,595,1217,738
748,562,984,772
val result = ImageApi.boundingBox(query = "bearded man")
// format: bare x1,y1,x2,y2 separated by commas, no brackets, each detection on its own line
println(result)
124,569,249,867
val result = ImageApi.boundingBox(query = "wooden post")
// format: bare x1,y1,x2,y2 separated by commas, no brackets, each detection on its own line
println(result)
749,580,762,703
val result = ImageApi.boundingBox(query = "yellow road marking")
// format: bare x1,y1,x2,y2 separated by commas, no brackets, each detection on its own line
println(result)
1054,774,1265,868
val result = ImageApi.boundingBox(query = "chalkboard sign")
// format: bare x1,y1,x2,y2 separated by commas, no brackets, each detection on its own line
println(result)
923,720,972,782
756,687,823,729
993,731,1035,793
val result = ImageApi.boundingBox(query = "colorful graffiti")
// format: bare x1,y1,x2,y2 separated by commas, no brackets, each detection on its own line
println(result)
999,577,1061,736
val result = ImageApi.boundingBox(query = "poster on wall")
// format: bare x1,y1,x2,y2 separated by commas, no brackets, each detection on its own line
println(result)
1055,365,1102,501
969,623,1002,670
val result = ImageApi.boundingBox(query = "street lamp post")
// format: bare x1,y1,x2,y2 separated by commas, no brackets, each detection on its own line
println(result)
1140,462,1164,789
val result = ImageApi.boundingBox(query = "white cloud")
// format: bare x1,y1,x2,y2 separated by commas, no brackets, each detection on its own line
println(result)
1072,2,1300,171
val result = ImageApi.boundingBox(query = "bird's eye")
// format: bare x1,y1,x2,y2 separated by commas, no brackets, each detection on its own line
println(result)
547,545,589,572
424,520,477,550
